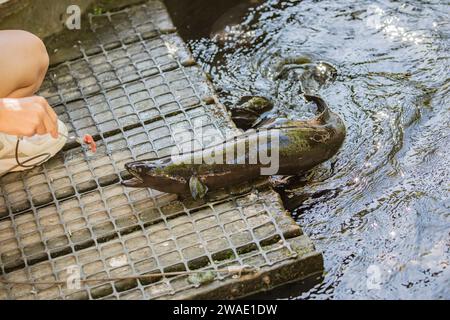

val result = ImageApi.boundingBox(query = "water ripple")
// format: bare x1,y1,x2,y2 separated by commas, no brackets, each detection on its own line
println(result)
187,0,449,299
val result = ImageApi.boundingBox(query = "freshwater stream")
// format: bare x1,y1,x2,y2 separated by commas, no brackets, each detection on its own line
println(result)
167,0,449,299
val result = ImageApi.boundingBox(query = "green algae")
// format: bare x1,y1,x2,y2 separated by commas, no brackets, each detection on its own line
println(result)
188,271,216,286
279,129,311,157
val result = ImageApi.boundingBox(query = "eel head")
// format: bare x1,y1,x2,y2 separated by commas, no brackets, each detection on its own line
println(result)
122,158,190,195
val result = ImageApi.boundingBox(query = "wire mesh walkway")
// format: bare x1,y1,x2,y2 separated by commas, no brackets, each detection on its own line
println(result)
0,0,323,300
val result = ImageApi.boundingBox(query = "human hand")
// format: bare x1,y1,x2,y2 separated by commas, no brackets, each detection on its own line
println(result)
0,96,58,138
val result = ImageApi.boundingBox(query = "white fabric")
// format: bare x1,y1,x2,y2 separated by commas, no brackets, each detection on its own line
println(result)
0,119,67,173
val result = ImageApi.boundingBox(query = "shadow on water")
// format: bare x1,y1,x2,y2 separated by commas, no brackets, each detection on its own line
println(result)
165,0,251,40
165,0,450,299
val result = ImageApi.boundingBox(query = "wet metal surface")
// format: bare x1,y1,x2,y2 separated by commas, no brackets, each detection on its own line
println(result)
0,0,323,300
175,0,450,299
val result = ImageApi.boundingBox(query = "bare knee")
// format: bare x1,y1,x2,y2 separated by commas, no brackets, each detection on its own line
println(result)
33,34,49,77
0,30,49,97
20,31,50,90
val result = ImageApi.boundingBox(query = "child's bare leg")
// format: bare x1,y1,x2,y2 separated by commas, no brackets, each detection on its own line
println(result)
0,30,49,98
0,30,67,174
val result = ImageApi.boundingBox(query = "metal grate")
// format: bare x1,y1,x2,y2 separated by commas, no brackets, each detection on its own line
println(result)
0,0,322,300
0,188,307,300
41,33,196,107
46,0,178,66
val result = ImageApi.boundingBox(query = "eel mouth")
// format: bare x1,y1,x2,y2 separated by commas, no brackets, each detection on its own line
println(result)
122,158,173,188
122,162,146,187
122,177,145,188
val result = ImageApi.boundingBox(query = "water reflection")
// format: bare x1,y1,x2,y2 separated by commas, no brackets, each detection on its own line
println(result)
168,0,450,299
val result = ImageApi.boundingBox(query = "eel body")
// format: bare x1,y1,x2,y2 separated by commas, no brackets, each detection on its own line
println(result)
122,95,346,199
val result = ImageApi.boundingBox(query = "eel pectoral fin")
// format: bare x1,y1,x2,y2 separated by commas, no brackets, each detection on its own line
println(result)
189,176,209,200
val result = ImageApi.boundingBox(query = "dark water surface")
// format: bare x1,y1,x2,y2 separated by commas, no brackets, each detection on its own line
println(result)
166,0,450,299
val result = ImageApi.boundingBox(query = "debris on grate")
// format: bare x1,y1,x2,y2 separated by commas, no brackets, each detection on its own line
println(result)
0,0,323,300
